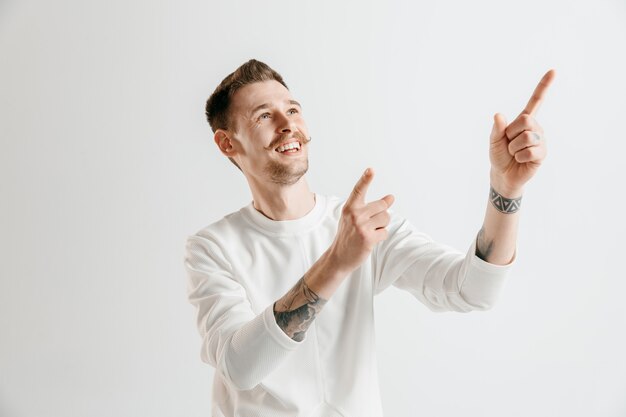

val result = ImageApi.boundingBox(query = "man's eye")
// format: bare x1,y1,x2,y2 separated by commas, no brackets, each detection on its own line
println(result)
288,108,299,115
259,113,270,120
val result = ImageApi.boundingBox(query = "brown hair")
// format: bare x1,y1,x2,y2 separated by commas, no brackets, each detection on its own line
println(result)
205,59,289,170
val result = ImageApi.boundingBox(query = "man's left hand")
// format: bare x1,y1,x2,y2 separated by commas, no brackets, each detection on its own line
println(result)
489,69,556,196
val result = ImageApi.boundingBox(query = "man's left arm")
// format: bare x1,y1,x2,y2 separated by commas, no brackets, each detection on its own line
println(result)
475,69,556,265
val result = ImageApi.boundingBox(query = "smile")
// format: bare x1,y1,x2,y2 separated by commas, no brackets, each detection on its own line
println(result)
275,141,301,153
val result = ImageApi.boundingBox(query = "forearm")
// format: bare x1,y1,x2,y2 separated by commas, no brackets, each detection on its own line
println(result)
219,251,347,389
273,248,348,341
477,70,554,264
475,174,522,265
216,250,347,390
274,169,393,341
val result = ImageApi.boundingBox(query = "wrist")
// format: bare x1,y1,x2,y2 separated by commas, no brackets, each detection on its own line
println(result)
488,184,523,214
489,171,524,198
324,244,353,277
303,248,350,299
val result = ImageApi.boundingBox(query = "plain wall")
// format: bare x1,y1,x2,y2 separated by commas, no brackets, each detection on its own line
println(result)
1,0,625,416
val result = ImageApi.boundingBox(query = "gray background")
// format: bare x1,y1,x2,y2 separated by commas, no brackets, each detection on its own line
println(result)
1,0,625,416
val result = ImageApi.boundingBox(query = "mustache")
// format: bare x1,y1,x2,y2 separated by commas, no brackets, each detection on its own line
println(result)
265,132,311,150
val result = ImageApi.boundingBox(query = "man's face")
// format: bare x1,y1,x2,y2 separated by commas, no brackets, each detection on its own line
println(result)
226,80,310,185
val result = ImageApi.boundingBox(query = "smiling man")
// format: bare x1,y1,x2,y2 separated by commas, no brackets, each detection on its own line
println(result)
184,59,554,416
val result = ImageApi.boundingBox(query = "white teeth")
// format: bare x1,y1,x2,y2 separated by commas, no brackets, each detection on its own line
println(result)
276,141,301,152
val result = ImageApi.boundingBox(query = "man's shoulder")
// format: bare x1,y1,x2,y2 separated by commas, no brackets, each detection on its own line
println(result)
188,206,250,242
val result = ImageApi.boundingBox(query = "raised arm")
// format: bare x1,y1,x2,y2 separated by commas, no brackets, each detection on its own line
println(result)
476,70,556,265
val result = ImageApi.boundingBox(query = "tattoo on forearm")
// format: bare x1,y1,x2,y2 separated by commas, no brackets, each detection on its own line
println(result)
273,276,327,342
476,226,495,262
489,186,522,214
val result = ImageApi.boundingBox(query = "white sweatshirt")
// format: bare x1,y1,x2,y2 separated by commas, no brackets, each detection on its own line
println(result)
184,194,512,417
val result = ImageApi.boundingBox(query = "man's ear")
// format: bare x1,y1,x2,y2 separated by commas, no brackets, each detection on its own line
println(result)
214,129,237,157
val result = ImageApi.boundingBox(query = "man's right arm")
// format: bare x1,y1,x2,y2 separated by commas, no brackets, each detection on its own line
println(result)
271,250,340,342
272,168,394,341
185,168,392,390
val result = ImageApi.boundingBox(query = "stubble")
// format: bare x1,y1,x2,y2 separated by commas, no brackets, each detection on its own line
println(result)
264,133,311,185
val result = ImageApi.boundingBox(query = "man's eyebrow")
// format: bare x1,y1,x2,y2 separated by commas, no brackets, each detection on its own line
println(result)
250,100,302,116
249,103,270,116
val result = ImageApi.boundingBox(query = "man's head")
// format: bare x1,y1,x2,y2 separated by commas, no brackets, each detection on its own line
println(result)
205,59,311,185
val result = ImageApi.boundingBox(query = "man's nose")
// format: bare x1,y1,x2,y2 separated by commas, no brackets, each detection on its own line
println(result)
276,113,295,133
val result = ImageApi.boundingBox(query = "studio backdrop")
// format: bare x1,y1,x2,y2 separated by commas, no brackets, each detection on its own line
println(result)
1,0,625,416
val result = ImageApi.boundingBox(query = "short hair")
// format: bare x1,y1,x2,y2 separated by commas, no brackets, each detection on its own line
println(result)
205,59,289,170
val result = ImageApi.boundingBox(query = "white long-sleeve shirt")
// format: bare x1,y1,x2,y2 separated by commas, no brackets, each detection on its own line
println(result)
184,193,512,417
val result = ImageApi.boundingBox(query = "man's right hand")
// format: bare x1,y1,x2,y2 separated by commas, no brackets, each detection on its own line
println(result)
329,168,395,274
272,168,394,340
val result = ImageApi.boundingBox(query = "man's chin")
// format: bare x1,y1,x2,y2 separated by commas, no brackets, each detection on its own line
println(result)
265,159,309,185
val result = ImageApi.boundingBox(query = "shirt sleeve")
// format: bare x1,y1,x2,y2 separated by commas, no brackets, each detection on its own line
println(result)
184,233,303,391
372,211,514,312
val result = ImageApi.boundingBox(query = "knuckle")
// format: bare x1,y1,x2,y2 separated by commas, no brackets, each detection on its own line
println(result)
342,204,355,216
522,131,534,143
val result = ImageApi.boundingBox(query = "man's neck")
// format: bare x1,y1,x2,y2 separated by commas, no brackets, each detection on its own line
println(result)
248,176,315,221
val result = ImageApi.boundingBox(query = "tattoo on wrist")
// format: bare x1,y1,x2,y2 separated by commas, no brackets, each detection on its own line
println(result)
476,226,494,262
273,276,327,342
489,186,522,214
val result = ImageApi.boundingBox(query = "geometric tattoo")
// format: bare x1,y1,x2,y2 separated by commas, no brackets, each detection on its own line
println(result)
489,186,522,214
475,226,495,262
273,276,327,342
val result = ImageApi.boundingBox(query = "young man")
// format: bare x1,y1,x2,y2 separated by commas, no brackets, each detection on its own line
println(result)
185,59,554,416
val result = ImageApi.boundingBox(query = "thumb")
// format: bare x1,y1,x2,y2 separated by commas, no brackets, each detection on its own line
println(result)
490,113,507,144
347,167,374,207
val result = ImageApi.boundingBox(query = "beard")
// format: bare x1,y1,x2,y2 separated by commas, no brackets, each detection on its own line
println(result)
264,156,309,185
263,132,311,185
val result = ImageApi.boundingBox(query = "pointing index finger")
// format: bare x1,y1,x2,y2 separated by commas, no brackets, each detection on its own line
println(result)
347,168,374,207
522,69,556,116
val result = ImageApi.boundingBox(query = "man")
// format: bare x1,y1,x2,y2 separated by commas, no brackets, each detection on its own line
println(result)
185,59,554,416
